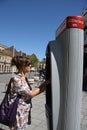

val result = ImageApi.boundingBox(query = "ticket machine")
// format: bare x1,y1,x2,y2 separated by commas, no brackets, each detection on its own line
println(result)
45,16,84,130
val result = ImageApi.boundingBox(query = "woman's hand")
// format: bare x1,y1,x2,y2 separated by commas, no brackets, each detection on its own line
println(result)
30,79,51,98
41,79,51,86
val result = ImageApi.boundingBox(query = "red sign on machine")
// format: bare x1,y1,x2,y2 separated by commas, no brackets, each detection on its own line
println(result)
56,16,84,39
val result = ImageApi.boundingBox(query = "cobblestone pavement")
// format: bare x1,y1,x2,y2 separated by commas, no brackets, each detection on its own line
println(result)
0,74,87,130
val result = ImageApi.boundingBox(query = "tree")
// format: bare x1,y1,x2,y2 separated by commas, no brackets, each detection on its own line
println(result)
27,54,39,68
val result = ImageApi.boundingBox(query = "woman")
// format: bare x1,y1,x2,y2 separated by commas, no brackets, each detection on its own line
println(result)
9,55,50,130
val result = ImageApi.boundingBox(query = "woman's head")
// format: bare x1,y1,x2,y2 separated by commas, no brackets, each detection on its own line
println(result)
11,55,31,72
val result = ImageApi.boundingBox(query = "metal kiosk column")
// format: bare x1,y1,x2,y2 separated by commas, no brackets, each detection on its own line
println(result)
45,16,84,130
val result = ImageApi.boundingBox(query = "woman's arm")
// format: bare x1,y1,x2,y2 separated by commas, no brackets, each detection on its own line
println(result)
29,80,50,98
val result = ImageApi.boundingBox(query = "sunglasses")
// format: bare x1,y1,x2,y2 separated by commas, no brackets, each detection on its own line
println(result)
25,63,31,67
27,63,31,66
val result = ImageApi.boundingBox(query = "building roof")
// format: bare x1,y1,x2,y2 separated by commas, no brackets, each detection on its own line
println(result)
0,43,8,48
0,44,27,57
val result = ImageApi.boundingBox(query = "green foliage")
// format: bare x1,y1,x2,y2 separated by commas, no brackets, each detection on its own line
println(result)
27,54,39,67
27,54,46,69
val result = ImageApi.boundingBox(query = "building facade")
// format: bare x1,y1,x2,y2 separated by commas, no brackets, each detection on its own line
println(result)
0,43,26,73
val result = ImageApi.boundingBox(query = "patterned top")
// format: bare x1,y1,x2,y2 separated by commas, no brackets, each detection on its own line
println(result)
9,73,31,130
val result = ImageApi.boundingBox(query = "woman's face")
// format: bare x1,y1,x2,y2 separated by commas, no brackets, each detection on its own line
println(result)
22,65,31,73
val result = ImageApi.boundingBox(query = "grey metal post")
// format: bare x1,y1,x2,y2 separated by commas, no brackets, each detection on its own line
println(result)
45,16,84,130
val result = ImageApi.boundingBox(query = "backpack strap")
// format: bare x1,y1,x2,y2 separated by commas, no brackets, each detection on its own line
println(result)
25,77,32,107
25,77,32,90
6,78,13,94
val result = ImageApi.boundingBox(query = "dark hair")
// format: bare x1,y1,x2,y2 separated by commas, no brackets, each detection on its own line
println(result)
11,56,31,70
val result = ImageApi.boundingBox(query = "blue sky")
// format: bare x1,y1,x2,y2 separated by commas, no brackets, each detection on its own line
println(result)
0,0,86,61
